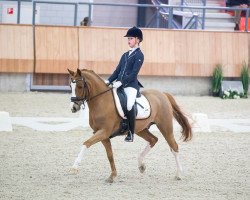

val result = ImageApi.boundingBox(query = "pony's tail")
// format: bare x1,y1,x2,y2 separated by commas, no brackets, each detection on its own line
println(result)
164,93,193,142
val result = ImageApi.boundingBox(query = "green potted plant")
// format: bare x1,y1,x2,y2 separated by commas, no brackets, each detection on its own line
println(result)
212,64,223,97
241,61,249,98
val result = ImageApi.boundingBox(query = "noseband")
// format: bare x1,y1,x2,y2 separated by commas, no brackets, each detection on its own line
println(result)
70,77,112,106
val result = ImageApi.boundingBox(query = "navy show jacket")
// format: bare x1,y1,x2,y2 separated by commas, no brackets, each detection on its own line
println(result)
108,48,144,91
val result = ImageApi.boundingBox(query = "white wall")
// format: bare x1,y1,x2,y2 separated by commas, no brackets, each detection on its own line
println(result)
92,0,138,27
0,0,92,26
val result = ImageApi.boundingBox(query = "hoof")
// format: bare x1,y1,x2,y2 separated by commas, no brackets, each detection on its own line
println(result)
175,170,182,180
139,163,146,173
105,176,114,183
68,167,79,175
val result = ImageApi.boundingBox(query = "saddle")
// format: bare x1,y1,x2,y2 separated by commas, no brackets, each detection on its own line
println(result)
109,87,151,139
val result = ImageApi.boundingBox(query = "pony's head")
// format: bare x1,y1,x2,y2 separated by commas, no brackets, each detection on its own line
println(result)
68,68,89,113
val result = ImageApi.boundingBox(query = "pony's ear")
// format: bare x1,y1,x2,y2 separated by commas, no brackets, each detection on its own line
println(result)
67,69,74,76
77,68,82,77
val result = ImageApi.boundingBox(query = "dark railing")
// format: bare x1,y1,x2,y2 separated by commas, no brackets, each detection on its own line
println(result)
180,0,207,29
0,0,249,32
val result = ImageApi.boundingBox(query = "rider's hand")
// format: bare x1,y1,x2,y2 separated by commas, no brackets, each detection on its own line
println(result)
112,81,122,88
104,80,110,86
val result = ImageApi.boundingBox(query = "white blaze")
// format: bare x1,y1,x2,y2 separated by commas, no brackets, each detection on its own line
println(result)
70,81,76,109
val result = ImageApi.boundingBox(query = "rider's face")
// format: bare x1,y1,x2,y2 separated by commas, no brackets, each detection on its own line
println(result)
127,37,139,48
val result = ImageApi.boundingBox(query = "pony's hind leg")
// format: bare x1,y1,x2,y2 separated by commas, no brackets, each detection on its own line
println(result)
156,120,183,180
171,148,183,180
137,129,158,173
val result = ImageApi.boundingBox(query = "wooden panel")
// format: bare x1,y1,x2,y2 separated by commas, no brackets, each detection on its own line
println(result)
78,27,127,73
144,29,176,75
196,31,205,76
0,25,249,78
201,31,209,76
238,33,249,73
78,27,249,77
35,26,78,73
174,31,187,76
0,24,33,73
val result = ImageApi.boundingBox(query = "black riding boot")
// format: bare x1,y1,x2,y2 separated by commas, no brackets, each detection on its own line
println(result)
125,106,135,142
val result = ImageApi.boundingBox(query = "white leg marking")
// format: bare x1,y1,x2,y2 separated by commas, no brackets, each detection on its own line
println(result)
138,143,151,167
171,149,183,180
72,145,88,169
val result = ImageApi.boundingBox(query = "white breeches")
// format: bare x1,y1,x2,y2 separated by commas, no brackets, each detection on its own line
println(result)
124,87,137,111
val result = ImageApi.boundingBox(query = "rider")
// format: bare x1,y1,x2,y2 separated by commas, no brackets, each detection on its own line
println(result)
105,26,144,142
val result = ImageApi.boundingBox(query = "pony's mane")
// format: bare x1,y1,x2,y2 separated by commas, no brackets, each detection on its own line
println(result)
81,68,105,83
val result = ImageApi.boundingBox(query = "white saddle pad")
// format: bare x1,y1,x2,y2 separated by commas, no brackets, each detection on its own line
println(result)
112,88,151,119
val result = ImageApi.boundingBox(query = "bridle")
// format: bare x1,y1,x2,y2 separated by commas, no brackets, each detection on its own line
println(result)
70,77,112,108
70,77,89,103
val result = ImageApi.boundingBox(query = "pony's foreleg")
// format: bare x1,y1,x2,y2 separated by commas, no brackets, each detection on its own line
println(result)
71,145,88,173
101,139,117,183
171,149,183,180
69,129,107,174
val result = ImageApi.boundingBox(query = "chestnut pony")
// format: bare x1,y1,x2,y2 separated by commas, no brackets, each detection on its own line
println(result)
68,68,192,183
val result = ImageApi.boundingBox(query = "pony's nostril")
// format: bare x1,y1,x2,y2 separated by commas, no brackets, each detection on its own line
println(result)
71,107,77,113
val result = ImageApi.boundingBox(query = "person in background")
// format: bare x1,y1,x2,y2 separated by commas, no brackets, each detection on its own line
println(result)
80,17,89,26
226,0,249,30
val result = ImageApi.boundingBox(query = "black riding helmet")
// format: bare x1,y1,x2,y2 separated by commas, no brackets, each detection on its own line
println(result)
124,26,143,42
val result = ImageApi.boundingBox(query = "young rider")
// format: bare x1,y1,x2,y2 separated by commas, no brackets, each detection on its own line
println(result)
105,26,144,142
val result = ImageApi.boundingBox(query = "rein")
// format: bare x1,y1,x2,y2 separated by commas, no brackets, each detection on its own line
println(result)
88,87,112,101
70,77,112,105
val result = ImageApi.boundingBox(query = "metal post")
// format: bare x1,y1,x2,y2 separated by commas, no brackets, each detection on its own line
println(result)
168,6,173,29
194,14,198,29
156,11,160,28
17,0,21,24
74,3,78,26
32,1,36,25
181,0,184,11
88,4,92,25
202,0,206,30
